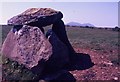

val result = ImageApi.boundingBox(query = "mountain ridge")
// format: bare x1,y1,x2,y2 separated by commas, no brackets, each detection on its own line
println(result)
66,22,95,27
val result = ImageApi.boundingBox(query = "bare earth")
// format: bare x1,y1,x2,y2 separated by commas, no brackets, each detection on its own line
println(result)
70,46,120,81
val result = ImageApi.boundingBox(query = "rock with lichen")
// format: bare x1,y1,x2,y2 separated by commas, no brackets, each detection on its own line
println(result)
1,25,52,70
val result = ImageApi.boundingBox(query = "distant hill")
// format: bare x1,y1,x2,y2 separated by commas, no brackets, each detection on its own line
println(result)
66,22,95,27
66,22,81,26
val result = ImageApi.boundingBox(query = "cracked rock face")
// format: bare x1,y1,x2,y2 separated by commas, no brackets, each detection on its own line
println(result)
1,25,52,69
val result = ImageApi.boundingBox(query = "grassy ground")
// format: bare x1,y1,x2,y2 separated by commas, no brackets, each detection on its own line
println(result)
66,26,119,50
66,26,119,65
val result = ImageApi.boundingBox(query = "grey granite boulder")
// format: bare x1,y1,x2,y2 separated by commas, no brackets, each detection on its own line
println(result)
1,25,52,70
8,8,63,27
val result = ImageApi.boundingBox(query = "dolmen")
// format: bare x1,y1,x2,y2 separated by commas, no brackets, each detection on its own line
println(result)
2,8,94,81
1,8,76,81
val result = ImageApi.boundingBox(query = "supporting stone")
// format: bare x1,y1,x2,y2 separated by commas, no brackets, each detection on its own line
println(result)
52,20,75,59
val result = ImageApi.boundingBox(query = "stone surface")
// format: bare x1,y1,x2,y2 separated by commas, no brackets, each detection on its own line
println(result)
8,8,63,27
1,25,52,69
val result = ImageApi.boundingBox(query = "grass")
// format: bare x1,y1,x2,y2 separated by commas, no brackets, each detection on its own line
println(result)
66,26,119,49
1,25,13,43
66,26,119,66
2,55,38,81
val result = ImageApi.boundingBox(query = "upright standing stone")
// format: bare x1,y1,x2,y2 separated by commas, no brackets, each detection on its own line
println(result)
52,20,75,59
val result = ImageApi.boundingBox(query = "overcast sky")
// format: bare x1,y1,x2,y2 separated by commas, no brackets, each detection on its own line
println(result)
0,1,118,27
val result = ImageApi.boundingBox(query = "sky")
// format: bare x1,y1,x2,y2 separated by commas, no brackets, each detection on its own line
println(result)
0,1,119,27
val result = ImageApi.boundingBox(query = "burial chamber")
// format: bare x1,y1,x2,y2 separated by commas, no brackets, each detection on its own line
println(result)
2,8,94,81
2,8,75,76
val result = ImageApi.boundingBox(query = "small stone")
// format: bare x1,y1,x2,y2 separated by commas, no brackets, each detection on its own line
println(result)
73,74,77,76
114,77,118,80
